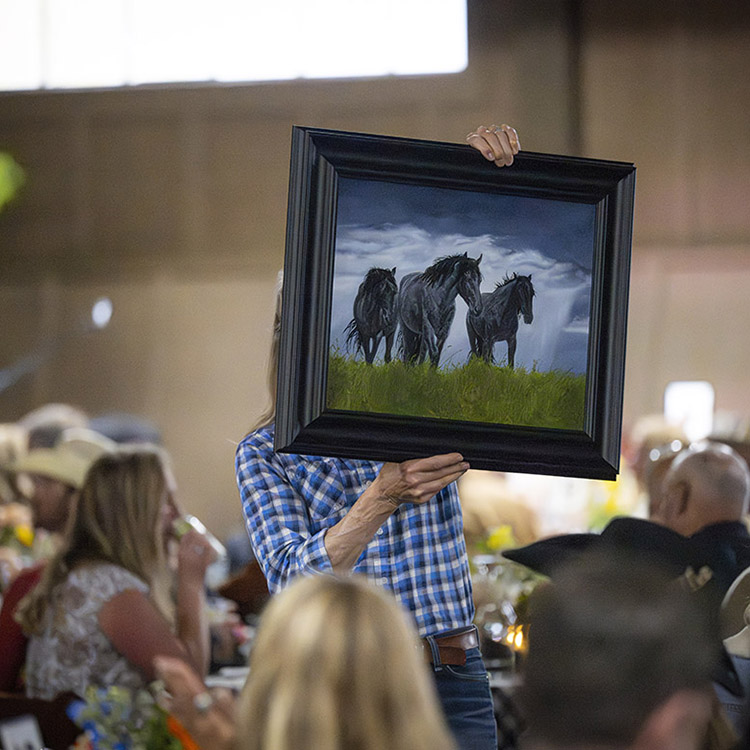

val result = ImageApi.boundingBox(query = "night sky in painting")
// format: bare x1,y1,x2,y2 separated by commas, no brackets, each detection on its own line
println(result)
331,176,596,374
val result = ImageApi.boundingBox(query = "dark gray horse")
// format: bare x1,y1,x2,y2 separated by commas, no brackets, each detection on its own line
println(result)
344,267,398,363
399,253,483,366
466,273,534,368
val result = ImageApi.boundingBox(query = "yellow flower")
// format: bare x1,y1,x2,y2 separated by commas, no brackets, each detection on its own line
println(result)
14,523,34,547
485,524,517,552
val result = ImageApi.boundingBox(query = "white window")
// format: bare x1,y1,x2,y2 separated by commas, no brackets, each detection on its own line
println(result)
664,380,715,443
0,0,468,91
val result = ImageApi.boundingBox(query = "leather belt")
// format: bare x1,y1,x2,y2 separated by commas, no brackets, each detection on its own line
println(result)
422,625,479,666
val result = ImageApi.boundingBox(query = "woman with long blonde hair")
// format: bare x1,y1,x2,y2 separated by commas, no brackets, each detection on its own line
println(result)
18,447,214,700
239,574,455,750
155,574,456,750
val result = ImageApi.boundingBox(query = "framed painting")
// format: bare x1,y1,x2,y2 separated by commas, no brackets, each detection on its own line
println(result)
274,126,635,480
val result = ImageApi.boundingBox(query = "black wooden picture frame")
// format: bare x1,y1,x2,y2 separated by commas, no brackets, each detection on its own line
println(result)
274,126,635,480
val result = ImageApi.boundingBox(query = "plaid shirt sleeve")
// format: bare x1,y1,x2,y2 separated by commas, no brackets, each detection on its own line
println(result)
235,425,474,636
235,429,332,593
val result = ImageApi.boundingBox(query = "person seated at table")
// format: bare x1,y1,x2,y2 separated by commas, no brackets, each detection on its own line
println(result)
0,432,110,693
519,549,721,750
16,446,215,700
154,574,456,750
653,441,750,603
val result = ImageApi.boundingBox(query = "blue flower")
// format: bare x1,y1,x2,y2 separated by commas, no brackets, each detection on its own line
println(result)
66,699,86,723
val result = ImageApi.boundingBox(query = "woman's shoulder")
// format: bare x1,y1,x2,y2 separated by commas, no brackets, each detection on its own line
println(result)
236,424,296,474
235,423,381,476
237,423,275,457
68,561,149,596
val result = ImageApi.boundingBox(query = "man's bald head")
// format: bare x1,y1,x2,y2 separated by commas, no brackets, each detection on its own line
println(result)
659,442,750,536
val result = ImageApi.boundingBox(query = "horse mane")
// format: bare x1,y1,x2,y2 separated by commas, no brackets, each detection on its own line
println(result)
495,272,535,296
361,267,396,293
422,254,480,286
495,272,519,289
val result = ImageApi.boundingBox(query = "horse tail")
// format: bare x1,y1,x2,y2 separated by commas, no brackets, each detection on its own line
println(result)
344,318,361,354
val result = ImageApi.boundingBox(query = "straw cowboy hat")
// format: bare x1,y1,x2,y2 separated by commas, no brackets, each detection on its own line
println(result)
10,429,116,490
58,427,118,462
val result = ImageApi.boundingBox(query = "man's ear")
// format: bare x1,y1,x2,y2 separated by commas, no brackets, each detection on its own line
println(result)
672,480,691,516
662,480,690,521
631,690,713,750
653,480,677,526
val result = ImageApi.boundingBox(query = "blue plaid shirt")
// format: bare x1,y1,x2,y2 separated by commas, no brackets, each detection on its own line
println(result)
235,424,474,637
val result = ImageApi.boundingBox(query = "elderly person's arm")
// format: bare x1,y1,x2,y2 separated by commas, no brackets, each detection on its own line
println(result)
237,438,468,582
323,453,469,572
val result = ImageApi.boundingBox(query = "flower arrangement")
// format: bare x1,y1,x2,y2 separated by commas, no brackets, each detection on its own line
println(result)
470,524,545,663
0,502,34,590
474,523,518,555
66,685,198,750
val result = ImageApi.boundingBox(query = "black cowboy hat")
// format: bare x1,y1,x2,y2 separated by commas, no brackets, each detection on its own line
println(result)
502,516,695,579
504,516,743,697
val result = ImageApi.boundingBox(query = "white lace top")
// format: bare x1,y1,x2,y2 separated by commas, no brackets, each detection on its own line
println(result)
25,561,150,700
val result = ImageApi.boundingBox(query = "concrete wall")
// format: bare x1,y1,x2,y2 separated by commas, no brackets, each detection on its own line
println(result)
1,0,748,537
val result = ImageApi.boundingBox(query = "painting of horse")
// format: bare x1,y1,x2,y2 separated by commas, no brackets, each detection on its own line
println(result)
344,267,398,363
466,273,535,368
398,252,483,367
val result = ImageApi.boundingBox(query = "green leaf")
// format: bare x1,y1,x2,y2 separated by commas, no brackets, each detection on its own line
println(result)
0,151,25,211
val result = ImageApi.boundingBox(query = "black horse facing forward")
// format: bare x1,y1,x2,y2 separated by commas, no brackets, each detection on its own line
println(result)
345,267,399,364
399,253,483,367
466,273,535,368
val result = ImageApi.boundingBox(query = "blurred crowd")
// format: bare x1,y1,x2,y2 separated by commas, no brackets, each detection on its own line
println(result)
2,402,750,750
0,404,258,703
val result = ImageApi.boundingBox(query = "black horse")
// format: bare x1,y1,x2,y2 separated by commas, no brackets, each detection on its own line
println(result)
344,267,399,364
399,252,483,367
466,273,534,368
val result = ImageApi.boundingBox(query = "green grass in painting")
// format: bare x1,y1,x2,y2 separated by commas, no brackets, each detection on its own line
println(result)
327,354,586,430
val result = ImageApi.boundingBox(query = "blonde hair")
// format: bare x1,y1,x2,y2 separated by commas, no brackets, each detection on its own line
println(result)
252,273,283,431
18,446,173,633
237,575,456,750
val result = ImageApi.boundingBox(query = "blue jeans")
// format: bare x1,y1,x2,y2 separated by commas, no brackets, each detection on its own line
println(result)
430,646,498,750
